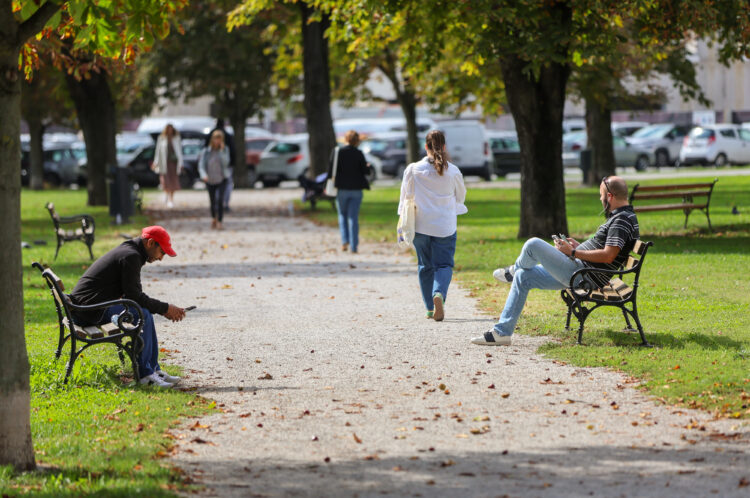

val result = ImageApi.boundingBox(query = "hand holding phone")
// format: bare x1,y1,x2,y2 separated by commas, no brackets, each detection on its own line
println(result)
184,305,196,312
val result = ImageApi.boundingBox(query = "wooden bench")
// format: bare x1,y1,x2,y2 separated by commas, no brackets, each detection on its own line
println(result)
628,179,718,231
45,202,96,260
560,240,653,346
32,262,145,383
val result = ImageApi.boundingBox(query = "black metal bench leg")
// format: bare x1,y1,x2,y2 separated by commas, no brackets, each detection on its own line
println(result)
565,305,573,331
86,241,94,260
54,239,62,260
629,304,651,347
705,210,713,232
55,322,65,359
621,308,635,331
64,344,78,383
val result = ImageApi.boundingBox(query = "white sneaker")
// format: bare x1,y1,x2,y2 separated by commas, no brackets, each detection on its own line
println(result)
139,373,173,388
471,330,512,346
492,265,515,283
155,370,181,384
167,200,174,209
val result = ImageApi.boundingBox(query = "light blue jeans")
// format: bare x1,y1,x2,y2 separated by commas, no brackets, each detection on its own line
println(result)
494,237,585,336
336,189,363,251
413,231,457,311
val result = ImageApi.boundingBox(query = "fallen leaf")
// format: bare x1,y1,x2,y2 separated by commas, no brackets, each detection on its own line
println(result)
353,433,362,444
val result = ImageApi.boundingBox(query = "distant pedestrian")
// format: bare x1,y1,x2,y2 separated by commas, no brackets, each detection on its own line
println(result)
152,124,183,208
199,130,231,230
329,130,371,253
205,119,235,212
398,130,467,321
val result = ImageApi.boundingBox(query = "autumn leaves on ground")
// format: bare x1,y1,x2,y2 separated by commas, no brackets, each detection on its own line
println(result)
4,179,750,496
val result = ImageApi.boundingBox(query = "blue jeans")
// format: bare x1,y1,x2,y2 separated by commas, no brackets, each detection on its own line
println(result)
336,189,363,251
101,305,160,378
413,231,457,311
494,237,585,336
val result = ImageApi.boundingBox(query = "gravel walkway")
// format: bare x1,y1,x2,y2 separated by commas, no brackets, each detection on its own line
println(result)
141,189,749,498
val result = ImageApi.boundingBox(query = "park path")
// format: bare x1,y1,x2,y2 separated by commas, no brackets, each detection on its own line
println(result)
140,189,749,498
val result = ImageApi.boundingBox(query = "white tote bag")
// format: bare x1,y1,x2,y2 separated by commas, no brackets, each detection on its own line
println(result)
324,146,339,196
396,198,416,249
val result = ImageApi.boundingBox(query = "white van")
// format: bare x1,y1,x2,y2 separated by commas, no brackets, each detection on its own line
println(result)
434,120,493,180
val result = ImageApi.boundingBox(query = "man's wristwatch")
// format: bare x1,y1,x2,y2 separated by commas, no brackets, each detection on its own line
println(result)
571,249,577,260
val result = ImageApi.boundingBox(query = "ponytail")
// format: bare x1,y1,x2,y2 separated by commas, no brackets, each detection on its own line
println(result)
425,130,448,176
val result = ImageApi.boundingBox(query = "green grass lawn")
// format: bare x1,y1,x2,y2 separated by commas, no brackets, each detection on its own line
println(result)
305,173,750,419
2,189,212,496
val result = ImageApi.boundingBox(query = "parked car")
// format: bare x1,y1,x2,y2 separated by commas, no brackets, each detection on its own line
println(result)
20,143,83,186
487,131,521,176
562,118,586,134
611,121,649,137
679,124,750,166
433,120,493,180
255,134,383,188
562,132,652,171
625,123,693,166
180,139,206,188
359,131,426,178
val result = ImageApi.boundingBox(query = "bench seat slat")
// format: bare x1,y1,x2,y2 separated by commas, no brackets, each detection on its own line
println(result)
635,203,707,212
632,190,711,200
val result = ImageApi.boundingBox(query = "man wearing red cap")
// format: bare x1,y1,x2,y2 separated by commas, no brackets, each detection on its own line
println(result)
70,226,186,388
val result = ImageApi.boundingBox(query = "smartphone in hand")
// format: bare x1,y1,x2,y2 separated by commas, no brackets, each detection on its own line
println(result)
184,306,196,312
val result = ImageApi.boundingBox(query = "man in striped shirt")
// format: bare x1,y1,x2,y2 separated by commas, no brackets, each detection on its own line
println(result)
472,176,639,346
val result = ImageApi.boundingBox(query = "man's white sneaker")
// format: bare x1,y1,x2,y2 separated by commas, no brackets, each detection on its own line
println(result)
155,370,181,384
492,265,515,283
139,373,173,388
471,330,512,346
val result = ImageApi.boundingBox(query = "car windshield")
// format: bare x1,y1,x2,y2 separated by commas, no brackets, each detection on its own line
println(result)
269,142,300,154
182,143,203,156
246,139,273,151
689,128,715,139
630,124,672,139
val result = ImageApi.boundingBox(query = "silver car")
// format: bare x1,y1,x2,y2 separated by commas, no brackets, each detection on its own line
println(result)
625,123,693,166
562,132,651,170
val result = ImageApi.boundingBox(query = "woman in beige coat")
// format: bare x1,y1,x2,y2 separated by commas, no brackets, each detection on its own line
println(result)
152,124,183,208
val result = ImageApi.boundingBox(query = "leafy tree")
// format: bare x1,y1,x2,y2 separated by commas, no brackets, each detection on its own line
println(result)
391,0,750,238
230,0,335,177
0,0,185,471
142,0,275,188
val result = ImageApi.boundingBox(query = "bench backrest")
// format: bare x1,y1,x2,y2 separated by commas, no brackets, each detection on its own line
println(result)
629,179,718,203
620,240,652,288
32,262,74,326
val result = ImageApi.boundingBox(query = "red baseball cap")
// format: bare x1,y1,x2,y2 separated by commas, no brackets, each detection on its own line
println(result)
141,226,176,257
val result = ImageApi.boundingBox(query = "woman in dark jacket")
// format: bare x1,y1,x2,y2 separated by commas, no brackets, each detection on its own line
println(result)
330,130,371,253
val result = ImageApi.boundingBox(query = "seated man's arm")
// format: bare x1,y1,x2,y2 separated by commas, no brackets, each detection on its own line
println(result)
570,244,619,264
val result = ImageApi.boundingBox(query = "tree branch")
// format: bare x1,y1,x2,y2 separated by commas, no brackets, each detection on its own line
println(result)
18,1,61,44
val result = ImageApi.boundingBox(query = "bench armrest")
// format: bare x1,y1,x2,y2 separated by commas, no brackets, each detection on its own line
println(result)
567,265,639,296
67,298,144,333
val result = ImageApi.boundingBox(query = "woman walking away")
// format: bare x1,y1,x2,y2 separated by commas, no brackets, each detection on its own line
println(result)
330,130,371,253
398,130,467,321
152,124,183,208
198,130,231,230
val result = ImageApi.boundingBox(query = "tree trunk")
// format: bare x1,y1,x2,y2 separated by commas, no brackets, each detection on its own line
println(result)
0,11,36,470
380,56,420,165
27,117,45,190
501,55,570,239
300,2,335,177
585,96,616,186
399,90,420,164
228,109,249,188
65,68,117,206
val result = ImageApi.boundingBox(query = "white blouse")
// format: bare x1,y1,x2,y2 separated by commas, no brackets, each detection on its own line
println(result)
398,158,468,238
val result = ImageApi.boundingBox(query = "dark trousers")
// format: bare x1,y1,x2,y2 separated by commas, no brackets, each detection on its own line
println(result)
207,179,228,222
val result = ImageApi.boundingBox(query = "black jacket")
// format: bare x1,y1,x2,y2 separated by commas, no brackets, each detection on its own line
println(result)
70,237,169,325
329,145,370,190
